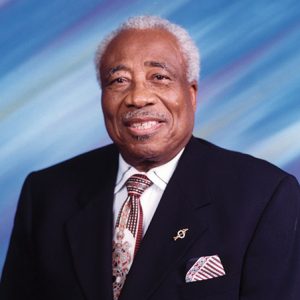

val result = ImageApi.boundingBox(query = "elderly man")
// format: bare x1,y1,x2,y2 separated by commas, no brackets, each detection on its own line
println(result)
1,16,300,300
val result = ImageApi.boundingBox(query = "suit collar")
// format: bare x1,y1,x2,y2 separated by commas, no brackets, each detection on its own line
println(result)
175,136,213,208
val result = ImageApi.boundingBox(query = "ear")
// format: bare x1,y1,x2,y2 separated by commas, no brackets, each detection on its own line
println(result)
189,81,198,112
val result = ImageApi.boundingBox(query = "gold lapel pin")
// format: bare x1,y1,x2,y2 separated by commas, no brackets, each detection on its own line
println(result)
173,228,189,241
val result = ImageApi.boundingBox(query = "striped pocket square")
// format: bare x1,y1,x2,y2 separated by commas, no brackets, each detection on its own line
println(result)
185,255,226,282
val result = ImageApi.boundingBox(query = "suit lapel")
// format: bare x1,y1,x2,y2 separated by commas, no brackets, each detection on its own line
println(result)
119,137,213,300
65,146,118,300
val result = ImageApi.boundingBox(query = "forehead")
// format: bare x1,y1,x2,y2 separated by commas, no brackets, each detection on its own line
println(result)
100,29,186,72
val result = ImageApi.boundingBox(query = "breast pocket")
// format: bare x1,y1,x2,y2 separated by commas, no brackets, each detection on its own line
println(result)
179,272,239,300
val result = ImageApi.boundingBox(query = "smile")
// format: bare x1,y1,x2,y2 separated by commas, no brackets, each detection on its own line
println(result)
131,121,159,129
126,120,164,136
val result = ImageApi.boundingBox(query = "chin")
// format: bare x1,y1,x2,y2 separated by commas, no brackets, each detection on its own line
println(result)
133,134,153,142
133,144,161,158
124,142,164,160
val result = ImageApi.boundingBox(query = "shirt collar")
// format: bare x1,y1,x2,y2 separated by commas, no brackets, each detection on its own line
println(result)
115,148,185,193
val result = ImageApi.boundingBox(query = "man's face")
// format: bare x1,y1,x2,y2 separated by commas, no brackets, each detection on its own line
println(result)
100,29,197,171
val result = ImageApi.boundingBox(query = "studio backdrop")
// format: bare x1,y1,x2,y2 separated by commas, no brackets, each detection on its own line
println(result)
1,0,300,275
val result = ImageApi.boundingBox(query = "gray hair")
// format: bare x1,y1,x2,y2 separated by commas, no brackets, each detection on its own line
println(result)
95,15,200,86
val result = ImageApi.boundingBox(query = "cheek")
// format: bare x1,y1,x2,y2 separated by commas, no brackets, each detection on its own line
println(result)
168,94,196,128
164,90,191,116
158,88,182,111
102,94,120,120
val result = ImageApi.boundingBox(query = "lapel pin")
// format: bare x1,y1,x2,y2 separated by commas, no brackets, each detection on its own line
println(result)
173,228,189,241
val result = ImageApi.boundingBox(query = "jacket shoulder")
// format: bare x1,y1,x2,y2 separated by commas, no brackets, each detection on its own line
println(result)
189,137,292,188
27,143,119,187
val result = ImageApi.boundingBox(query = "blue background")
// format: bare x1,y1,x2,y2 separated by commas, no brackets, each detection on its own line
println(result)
1,0,300,275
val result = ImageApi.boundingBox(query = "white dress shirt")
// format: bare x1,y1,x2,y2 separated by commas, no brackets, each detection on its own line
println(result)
113,148,184,236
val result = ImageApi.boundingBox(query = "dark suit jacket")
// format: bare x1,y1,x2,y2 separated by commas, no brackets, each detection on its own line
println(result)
1,137,300,300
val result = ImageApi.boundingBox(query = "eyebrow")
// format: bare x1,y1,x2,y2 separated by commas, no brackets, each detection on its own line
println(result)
144,61,167,69
105,64,130,78
144,61,176,76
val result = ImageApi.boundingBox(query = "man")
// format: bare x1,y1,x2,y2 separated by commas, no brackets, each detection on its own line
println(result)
0,15,300,300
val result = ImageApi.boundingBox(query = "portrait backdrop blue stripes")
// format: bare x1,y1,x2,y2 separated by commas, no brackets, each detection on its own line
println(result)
1,0,300,275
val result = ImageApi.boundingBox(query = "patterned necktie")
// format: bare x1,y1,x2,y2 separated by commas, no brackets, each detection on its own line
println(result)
112,174,153,300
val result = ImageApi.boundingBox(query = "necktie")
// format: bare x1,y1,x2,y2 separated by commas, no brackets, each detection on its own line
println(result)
112,174,153,300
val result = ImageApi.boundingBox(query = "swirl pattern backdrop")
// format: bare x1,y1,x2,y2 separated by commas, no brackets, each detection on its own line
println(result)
0,0,300,275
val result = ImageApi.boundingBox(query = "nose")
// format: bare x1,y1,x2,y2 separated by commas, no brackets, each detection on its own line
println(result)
125,82,155,108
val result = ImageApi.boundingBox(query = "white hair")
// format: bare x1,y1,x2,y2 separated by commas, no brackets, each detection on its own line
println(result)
95,15,200,85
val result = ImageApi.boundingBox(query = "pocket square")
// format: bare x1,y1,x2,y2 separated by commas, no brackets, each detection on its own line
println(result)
185,255,226,283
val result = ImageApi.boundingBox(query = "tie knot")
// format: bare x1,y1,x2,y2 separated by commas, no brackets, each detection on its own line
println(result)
125,174,153,197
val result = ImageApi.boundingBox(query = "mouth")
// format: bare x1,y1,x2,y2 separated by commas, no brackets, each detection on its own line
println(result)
125,119,165,136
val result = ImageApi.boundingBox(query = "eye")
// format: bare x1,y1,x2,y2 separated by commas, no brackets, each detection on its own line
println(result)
110,77,128,85
153,74,171,81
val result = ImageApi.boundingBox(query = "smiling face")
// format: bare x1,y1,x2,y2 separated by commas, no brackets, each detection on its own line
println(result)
100,29,197,171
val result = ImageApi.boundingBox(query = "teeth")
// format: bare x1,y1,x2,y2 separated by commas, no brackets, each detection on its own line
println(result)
131,121,158,130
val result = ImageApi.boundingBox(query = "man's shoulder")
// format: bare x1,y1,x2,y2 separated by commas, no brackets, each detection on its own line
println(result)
29,143,118,184
42,143,117,170
185,137,300,208
189,137,289,183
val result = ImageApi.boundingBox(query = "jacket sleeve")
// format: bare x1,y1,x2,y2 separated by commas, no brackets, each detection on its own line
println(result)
0,173,39,300
240,175,300,299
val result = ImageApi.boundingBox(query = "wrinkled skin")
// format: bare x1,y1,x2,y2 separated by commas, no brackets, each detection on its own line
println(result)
100,29,197,171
